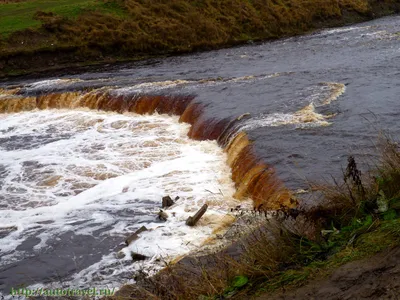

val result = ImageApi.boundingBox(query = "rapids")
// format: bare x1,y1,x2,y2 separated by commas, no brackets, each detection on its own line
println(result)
0,14,399,297
0,109,243,294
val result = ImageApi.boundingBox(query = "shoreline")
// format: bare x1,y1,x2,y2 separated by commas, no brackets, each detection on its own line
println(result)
0,1,399,79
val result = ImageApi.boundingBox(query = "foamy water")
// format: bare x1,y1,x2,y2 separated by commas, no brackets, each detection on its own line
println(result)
0,109,243,295
237,82,345,131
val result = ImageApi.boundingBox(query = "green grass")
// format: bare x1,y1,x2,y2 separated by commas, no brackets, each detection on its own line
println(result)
0,0,126,36
257,218,400,294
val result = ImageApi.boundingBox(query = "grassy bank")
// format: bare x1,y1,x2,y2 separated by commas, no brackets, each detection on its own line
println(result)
112,135,400,299
1,0,400,77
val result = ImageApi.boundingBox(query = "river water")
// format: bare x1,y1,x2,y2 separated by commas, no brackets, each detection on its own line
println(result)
0,15,399,297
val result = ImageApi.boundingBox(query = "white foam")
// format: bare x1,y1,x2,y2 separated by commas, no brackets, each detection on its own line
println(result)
17,73,285,96
319,25,371,36
26,79,83,91
0,109,244,294
237,82,345,131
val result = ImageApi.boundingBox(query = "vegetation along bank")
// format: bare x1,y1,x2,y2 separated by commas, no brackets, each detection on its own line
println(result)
0,0,400,77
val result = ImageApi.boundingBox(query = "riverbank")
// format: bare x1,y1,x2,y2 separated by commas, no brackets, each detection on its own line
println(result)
110,136,400,299
1,0,399,78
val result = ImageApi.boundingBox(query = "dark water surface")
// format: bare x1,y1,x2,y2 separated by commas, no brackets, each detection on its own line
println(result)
1,15,400,296
4,15,399,187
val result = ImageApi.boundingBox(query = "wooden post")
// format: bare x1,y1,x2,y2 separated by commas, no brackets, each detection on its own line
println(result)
186,204,208,226
125,226,148,246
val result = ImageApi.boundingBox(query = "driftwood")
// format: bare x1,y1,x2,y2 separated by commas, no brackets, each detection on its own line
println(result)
186,204,208,226
162,196,174,208
125,226,148,246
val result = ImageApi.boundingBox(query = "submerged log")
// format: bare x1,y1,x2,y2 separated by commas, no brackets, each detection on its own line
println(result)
125,226,148,246
162,196,174,208
186,204,208,226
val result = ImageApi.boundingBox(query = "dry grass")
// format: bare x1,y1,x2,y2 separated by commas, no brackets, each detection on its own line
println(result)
307,135,400,229
108,136,400,300
121,220,304,300
1,0,399,75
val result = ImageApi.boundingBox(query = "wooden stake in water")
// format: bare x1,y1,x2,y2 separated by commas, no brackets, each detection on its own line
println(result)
186,204,208,226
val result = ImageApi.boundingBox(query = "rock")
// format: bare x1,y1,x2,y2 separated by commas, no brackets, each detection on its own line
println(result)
158,210,168,221
116,251,126,259
175,196,180,201
125,226,148,246
162,196,174,208
131,252,148,262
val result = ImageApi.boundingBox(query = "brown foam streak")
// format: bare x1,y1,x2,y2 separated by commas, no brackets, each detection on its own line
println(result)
251,171,292,210
134,95,160,114
179,102,203,125
230,145,259,183
217,117,248,147
224,132,292,209
190,118,232,141
0,89,292,210
0,96,36,113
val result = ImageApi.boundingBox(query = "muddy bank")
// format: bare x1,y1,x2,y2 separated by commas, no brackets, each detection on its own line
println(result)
1,0,399,78
260,246,400,300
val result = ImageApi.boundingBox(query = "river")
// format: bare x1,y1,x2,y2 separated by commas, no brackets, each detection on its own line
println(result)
0,15,399,298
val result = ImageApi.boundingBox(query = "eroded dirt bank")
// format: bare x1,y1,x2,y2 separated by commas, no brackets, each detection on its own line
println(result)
260,246,400,300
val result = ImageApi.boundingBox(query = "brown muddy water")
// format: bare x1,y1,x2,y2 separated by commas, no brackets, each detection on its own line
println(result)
0,15,399,298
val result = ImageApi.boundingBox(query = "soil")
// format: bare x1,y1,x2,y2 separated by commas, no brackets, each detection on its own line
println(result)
255,247,400,300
